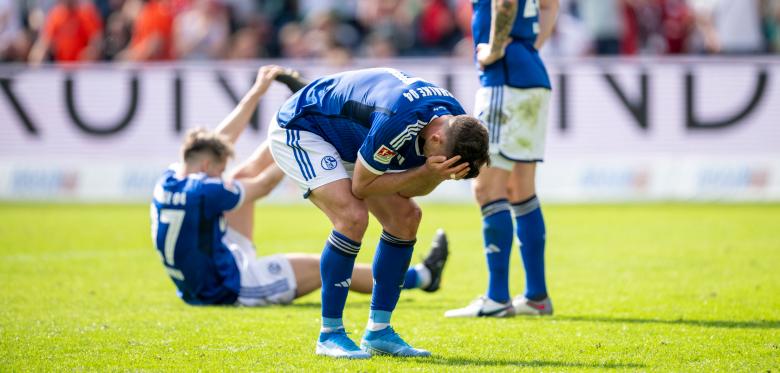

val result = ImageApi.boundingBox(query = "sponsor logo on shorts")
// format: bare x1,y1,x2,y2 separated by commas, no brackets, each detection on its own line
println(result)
321,156,338,170
373,145,397,165
267,262,282,275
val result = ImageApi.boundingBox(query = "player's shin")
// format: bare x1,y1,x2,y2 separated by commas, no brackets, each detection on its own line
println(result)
320,230,361,331
512,195,548,300
367,231,415,331
482,199,515,303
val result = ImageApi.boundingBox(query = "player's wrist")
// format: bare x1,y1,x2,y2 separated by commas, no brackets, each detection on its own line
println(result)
419,165,441,182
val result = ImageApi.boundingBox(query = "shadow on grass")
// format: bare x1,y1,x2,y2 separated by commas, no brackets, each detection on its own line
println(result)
557,315,780,329
255,303,780,330
286,301,372,309
423,356,644,369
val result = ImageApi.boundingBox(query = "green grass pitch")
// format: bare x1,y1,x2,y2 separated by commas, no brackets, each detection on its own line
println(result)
1,202,778,371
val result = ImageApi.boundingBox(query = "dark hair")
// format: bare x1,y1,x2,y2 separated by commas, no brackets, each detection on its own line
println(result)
181,128,234,164
447,115,490,179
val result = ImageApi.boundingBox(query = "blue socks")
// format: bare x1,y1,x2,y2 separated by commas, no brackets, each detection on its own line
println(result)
481,199,514,303
369,231,415,329
512,195,548,301
320,230,361,330
402,267,418,290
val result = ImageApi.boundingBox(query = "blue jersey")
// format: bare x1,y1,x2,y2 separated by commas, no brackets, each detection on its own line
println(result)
276,68,466,174
150,166,244,305
472,0,551,89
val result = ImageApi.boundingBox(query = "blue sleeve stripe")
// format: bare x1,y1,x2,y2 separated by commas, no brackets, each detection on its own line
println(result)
295,130,317,179
287,129,312,181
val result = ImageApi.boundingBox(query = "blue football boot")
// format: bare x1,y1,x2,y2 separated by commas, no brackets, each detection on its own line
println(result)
316,329,371,359
360,327,431,357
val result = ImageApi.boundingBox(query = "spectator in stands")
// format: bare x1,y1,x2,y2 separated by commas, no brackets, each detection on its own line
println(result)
578,0,624,55
621,0,693,55
356,0,415,56
762,0,780,52
0,0,22,61
118,0,173,60
28,0,103,64
3,0,780,63
174,0,228,59
225,26,259,59
278,22,309,58
415,0,459,55
691,0,764,54
657,0,694,54
102,0,134,60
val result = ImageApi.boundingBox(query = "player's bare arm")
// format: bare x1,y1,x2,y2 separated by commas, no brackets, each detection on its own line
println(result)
396,156,471,198
477,0,518,68
352,155,469,199
534,0,560,50
215,65,285,144
231,166,285,203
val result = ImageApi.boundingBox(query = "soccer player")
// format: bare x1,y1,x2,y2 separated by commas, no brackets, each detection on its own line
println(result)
445,0,559,318
266,68,490,358
150,66,449,309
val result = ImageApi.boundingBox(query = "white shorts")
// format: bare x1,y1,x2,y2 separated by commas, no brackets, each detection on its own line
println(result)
223,228,297,307
267,116,354,197
474,86,551,171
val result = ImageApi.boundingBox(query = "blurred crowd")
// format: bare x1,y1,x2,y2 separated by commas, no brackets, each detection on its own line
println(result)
1,0,780,64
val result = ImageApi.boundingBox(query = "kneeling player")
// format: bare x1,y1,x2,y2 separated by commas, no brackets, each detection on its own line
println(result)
150,66,448,308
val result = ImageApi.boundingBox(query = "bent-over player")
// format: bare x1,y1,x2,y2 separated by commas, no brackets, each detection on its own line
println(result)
267,67,490,358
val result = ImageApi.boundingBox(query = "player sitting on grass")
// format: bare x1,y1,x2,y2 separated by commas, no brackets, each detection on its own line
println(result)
150,66,449,309
266,68,490,358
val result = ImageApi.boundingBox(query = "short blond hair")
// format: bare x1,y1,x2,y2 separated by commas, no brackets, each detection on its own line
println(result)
180,128,234,164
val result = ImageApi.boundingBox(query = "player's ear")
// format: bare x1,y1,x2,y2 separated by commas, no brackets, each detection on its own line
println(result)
430,133,443,145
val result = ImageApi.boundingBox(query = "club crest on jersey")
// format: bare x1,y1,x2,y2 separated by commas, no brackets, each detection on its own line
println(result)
321,156,338,170
373,145,397,164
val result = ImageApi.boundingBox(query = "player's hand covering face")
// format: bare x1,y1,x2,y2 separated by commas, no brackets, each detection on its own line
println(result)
424,155,470,181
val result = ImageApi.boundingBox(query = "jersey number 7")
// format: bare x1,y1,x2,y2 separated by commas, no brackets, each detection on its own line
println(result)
151,208,185,266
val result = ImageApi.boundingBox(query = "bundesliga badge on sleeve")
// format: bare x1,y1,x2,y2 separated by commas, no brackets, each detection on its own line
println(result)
373,145,397,165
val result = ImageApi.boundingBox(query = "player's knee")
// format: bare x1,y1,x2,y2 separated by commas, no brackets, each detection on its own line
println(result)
390,203,422,238
407,203,422,228
472,180,489,203
334,205,368,239
509,183,536,202
473,179,503,206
